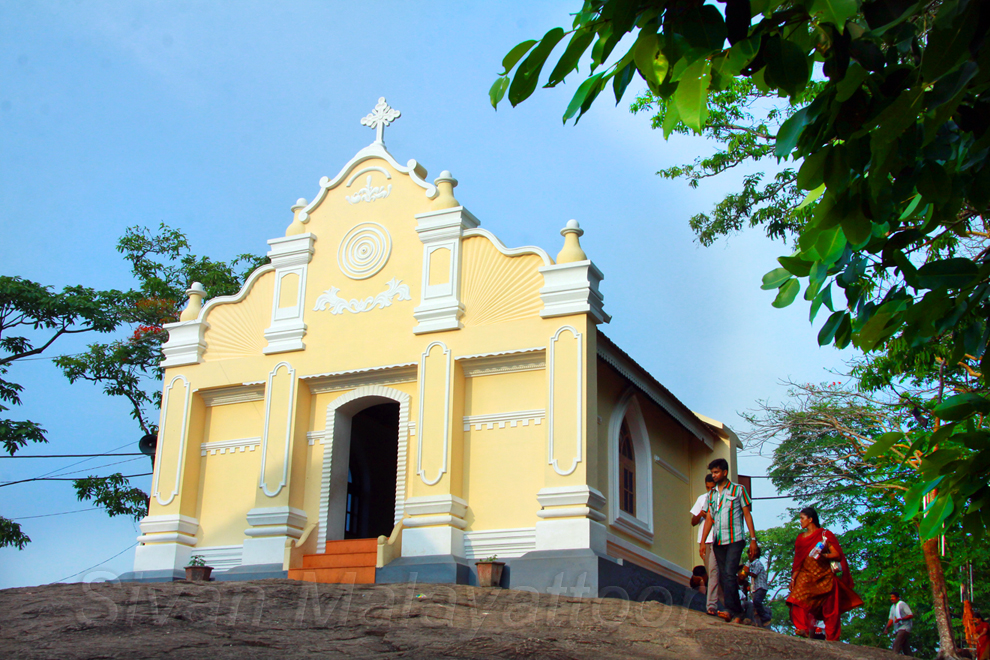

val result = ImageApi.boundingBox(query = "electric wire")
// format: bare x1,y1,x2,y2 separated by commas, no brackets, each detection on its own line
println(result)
54,542,139,583
0,472,152,488
10,507,101,520
44,456,144,479
0,453,143,458
29,441,136,481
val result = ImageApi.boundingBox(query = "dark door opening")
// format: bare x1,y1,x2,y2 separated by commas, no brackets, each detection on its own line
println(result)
344,402,399,539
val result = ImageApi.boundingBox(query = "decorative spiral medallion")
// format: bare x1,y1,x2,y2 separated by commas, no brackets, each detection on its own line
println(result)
338,222,392,280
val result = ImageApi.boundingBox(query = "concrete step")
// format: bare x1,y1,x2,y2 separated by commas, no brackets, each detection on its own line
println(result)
288,566,376,584
324,538,378,555
302,552,377,569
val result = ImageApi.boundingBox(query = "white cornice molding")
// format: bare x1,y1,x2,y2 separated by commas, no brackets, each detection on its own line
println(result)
463,409,545,431
200,437,261,457
597,340,714,449
199,383,266,407
539,260,610,324
198,264,277,324
301,362,417,394
457,348,546,377
299,142,437,224
654,453,689,483
461,228,552,266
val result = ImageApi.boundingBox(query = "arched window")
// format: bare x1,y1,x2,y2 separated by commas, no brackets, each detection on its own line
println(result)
619,420,636,515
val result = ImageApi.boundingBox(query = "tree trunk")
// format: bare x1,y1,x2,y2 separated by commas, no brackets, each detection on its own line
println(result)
923,536,963,659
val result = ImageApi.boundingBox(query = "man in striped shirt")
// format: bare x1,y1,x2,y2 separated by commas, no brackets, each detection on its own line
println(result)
699,458,759,624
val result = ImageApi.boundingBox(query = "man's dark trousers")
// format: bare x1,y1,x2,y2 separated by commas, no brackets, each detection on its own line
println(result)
712,540,746,618
892,629,910,654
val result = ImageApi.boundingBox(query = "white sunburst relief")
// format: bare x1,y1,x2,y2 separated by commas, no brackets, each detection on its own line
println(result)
313,278,412,315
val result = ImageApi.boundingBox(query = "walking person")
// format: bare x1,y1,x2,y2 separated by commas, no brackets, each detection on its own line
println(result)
748,547,772,627
786,507,863,641
690,473,722,615
883,591,914,654
698,458,759,624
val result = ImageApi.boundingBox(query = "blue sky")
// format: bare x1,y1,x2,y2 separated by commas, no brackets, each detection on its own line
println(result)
0,1,851,588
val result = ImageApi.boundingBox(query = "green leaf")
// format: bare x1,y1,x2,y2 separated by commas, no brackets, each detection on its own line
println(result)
508,28,566,107
903,478,942,521
797,184,826,209
797,149,828,191
775,106,809,158
662,99,681,139
864,431,905,459
761,267,792,290
818,310,845,345
933,393,990,421
919,494,954,539
562,72,604,123
489,77,510,109
612,59,637,103
764,37,810,97
836,62,868,102
546,29,595,88
772,277,800,308
673,59,712,133
500,40,538,75
633,31,669,88
810,0,860,32
815,226,847,266
778,254,812,277
916,258,980,290
922,6,978,83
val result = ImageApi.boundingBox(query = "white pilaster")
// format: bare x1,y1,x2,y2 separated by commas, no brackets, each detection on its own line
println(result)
161,320,210,367
242,506,307,566
401,494,468,557
539,260,610,324
132,514,199,572
412,207,479,334
263,233,316,354
535,485,607,553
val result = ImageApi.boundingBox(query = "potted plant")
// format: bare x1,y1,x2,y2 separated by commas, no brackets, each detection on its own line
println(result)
184,555,213,582
475,555,505,588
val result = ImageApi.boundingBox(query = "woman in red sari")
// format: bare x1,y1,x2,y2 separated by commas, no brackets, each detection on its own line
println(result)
786,507,863,641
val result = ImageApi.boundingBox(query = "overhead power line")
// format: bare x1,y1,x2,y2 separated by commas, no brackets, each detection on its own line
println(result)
55,542,139,583
0,453,143,458
11,507,101,520
0,472,152,488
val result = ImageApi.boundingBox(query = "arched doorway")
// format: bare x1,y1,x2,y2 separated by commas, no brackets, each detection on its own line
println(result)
344,402,399,539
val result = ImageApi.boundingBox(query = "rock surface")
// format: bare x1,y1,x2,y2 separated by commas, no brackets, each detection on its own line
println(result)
1,580,912,659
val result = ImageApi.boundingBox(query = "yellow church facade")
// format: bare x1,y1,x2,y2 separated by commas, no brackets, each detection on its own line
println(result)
125,99,740,599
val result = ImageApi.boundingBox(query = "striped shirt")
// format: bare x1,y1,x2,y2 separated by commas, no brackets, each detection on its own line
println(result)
702,480,752,545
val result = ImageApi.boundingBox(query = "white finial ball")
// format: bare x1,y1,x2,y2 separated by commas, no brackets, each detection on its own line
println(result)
439,170,452,179
187,282,206,296
296,198,307,206
566,219,581,230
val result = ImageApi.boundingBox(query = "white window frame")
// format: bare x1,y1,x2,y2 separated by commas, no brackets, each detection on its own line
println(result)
608,388,654,544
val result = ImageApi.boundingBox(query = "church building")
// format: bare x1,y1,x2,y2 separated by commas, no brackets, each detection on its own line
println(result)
125,99,741,600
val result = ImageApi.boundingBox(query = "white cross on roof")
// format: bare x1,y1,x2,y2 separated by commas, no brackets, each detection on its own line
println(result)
360,97,401,145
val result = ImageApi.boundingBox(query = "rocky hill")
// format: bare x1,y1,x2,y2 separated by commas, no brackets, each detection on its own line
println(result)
1,579,913,659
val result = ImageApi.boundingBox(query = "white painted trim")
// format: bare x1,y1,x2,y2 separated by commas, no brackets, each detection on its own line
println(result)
139,514,199,537
607,388,655,543
246,506,307,529
405,494,467,518
199,384,266,407
606,532,691,580
463,527,536,559
537,485,606,509
547,326,583,477
457,347,547,377
313,278,411,315
463,410,544,431
317,384,412,549
299,142,438,224
197,264,276,323
346,165,392,187
461,228,552,266
417,341,451,486
190,545,242,572
153,375,191,507
302,362,417,394
654,454,689,483
200,437,261,457
259,362,296,498
598,340,713,448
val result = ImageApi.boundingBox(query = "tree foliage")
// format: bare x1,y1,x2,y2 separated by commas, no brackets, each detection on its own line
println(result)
1,225,266,549
493,0,990,542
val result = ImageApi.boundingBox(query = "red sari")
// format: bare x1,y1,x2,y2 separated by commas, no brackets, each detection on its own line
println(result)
786,528,863,641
